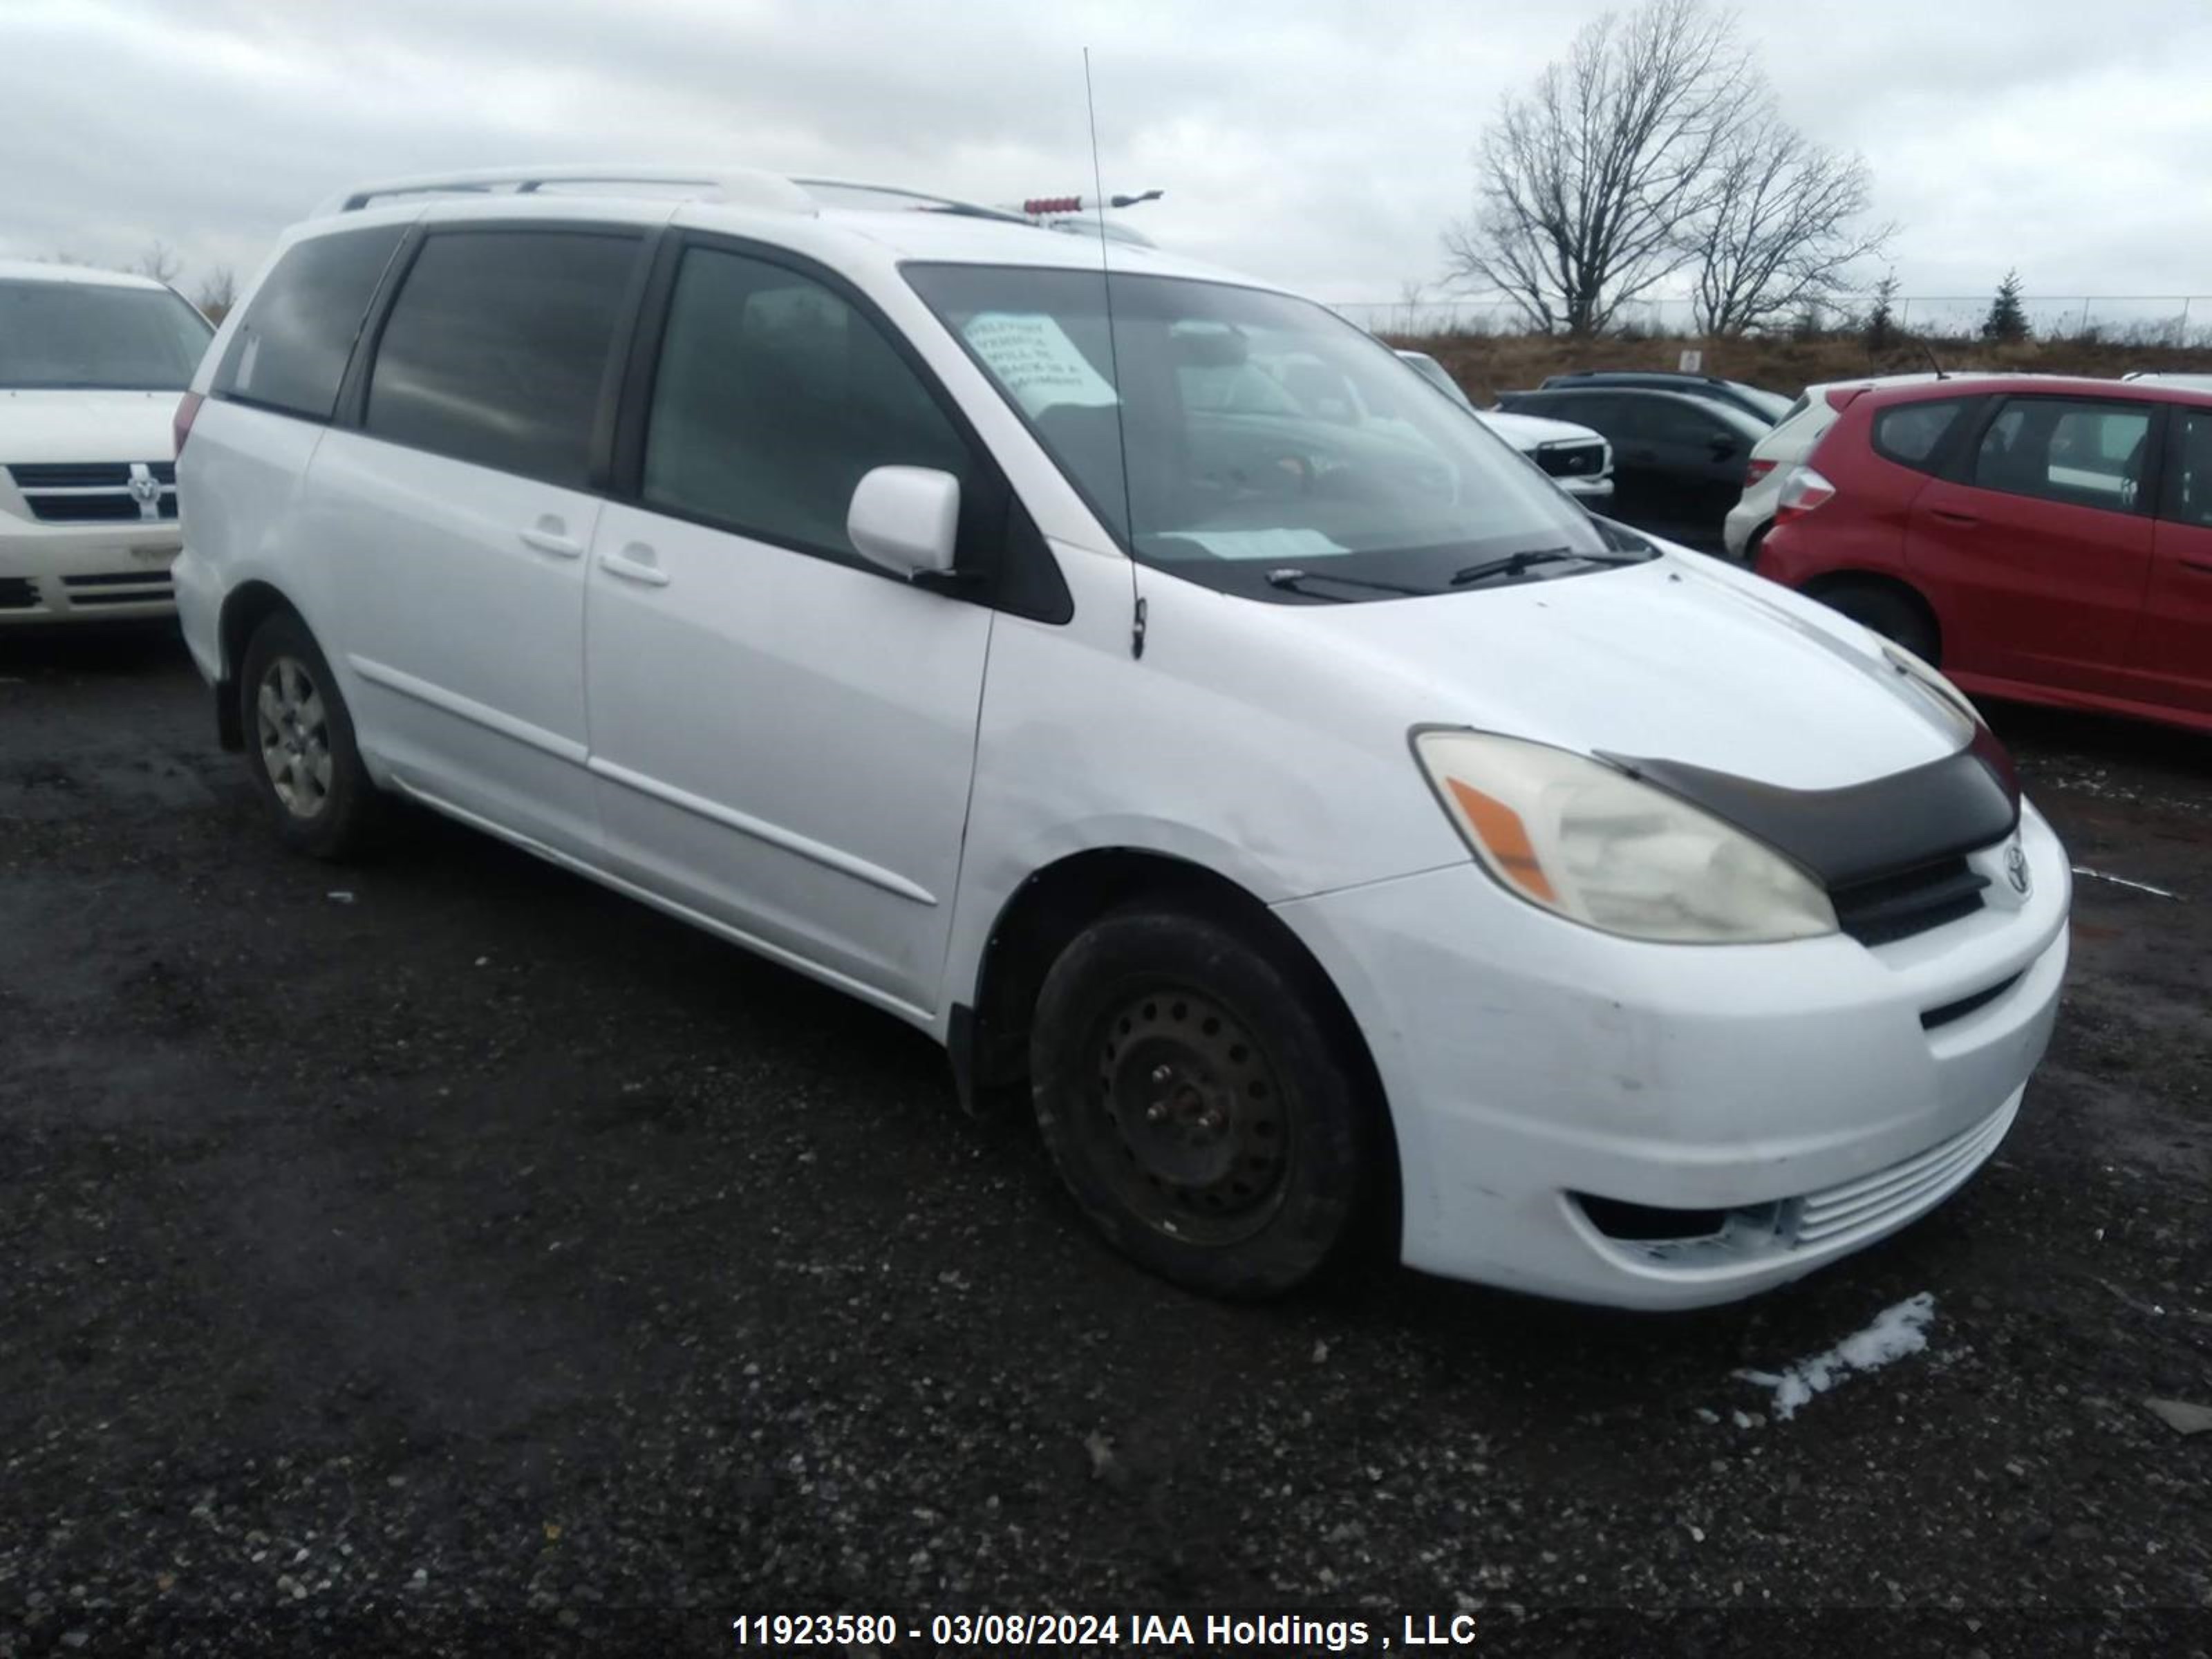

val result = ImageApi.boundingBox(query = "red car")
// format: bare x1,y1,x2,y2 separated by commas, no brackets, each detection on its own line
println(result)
1756,375,2212,734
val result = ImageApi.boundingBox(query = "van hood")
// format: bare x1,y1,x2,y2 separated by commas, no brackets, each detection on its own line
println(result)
1282,548,1965,791
0,389,180,465
1475,408,1604,451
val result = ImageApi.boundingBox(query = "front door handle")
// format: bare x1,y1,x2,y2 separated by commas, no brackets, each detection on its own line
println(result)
1930,508,1980,526
519,518,584,559
2182,557,2212,576
599,544,671,588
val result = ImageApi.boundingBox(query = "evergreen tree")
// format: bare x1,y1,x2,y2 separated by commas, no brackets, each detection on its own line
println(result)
1982,270,2029,343
1865,272,1900,352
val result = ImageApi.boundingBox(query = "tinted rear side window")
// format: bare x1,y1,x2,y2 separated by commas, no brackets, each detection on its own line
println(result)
1873,399,1971,471
214,226,405,419
366,231,640,489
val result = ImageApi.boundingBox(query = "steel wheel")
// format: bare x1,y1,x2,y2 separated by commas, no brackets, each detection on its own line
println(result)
1083,985,1292,1247
254,655,335,820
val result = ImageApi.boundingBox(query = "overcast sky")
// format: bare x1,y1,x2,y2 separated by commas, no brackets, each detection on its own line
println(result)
6,0,2211,312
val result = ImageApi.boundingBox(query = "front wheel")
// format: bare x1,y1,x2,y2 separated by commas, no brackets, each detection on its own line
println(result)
1029,908,1378,1298
238,610,386,861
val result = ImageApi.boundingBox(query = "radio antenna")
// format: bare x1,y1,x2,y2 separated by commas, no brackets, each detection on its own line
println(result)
1084,47,1146,659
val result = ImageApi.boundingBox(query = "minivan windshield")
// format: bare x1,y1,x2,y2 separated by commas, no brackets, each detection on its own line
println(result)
906,265,1648,601
0,280,214,391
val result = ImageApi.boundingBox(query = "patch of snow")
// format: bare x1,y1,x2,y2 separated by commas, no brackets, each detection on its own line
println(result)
1734,1293,1937,1421
2070,865,2179,899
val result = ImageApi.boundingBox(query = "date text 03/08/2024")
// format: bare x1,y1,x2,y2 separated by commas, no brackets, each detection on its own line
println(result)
730,1611,1484,1650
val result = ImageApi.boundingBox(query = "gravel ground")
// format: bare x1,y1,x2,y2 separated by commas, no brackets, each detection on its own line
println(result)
2,628,2207,1658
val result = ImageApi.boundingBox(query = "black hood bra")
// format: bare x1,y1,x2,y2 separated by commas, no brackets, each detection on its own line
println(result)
1599,722,2021,894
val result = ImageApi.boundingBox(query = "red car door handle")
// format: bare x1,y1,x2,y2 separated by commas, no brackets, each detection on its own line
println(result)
2182,558,2212,576
1930,508,1980,526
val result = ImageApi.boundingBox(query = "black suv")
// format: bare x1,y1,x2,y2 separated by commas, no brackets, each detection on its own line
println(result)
1497,387,1768,547
1537,370,1791,426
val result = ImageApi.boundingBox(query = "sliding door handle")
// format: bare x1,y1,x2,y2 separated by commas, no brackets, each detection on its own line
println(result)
519,521,584,559
599,545,671,588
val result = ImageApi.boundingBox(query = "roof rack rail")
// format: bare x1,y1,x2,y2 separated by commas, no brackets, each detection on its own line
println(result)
312,165,818,218
789,177,1027,223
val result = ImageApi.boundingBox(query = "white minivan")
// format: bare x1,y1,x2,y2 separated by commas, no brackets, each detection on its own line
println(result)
174,167,2070,1306
1,260,213,623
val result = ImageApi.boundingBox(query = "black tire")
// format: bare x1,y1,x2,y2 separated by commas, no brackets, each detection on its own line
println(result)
1817,580,1940,664
238,610,386,861
1029,907,1377,1299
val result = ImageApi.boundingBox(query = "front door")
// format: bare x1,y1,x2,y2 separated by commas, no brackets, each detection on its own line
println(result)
583,241,995,1019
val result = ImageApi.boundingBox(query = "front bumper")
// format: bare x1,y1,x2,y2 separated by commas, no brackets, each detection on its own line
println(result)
1557,476,1614,503
1274,802,2070,1309
0,521,181,623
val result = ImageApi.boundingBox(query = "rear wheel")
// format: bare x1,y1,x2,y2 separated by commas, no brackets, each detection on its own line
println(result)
238,611,385,860
1029,908,1376,1298
1815,580,1939,664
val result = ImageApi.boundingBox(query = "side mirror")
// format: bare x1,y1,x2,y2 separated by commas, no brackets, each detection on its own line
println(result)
847,466,960,579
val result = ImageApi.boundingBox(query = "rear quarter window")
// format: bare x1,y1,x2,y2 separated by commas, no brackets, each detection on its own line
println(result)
364,229,641,490
1872,399,1971,473
214,225,407,420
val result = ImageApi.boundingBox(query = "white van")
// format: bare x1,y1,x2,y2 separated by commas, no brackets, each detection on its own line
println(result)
174,167,2070,1306
1,260,213,623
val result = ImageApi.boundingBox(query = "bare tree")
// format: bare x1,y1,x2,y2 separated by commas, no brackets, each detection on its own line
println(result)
1395,276,1430,335
1683,109,1892,335
132,240,183,285
1443,0,1754,335
194,265,238,323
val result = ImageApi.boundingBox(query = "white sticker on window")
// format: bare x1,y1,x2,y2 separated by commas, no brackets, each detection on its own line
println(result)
1157,527,1350,562
962,312,1118,415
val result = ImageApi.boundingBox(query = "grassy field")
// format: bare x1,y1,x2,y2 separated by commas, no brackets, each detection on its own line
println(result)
1387,330,2212,405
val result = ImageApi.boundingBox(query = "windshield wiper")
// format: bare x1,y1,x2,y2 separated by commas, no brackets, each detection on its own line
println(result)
1264,566,1430,601
1448,546,1647,587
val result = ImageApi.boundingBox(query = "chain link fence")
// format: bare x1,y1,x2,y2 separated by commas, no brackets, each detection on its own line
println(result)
1333,295,2212,346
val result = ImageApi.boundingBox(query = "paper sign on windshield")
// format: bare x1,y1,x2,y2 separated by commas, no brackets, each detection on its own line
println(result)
963,313,1119,416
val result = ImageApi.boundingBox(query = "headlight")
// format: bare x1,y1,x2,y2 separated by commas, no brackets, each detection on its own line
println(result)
1881,641,1983,731
1414,730,1838,944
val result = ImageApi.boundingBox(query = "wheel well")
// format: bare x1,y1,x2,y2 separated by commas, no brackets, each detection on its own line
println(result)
1801,570,1942,658
963,847,1400,1240
968,851,1375,1090
214,581,301,751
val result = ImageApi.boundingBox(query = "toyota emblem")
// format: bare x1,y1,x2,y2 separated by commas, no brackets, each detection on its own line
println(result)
2005,840,2032,897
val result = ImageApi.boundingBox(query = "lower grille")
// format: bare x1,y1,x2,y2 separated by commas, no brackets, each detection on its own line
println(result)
62,572,173,607
63,570,172,588
1920,973,2023,1031
1537,440,1606,479
0,576,41,610
1790,1100,2016,1248
1831,856,1989,946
